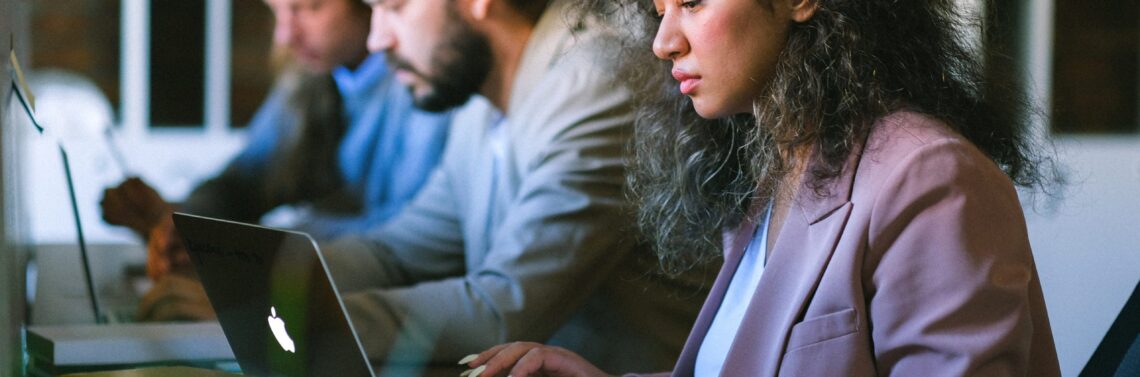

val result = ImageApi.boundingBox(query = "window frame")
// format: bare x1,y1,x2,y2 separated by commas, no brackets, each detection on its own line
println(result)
120,0,234,137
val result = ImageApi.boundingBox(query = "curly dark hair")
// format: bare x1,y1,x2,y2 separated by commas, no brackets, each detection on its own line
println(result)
575,0,1060,274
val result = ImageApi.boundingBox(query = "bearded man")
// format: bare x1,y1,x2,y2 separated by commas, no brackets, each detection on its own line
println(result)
317,0,709,372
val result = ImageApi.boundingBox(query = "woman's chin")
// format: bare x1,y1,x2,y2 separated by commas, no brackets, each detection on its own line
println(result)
691,101,732,120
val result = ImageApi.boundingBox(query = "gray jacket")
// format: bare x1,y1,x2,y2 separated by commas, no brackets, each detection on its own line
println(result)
321,1,708,373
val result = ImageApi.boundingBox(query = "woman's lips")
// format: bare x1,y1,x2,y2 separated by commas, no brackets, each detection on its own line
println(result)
672,69,701,95
679,78,701,95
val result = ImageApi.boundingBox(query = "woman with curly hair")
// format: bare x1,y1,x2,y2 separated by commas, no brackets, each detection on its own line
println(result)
459,0,1061,375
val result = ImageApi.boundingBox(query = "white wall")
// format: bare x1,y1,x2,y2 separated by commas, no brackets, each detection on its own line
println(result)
20,129,243,244
1024,137,1140,376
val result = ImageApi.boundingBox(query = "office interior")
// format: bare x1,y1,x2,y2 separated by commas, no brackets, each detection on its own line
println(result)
2,0,1138,376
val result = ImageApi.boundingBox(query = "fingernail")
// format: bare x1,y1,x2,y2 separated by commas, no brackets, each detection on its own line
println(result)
469,365,487,377
458,353,478,365
459,369,473,377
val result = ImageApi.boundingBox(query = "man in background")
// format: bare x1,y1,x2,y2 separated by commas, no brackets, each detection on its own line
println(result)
314,0,708,372
101,0,450,310
129,0,709,372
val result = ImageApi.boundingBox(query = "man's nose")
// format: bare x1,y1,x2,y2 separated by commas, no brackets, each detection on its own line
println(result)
367,10,396,53
273,16,301,49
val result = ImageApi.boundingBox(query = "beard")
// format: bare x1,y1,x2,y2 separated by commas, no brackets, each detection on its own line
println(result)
388,6,492,113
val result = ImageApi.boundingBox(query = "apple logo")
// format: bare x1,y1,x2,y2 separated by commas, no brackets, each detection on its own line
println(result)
267,306,296,353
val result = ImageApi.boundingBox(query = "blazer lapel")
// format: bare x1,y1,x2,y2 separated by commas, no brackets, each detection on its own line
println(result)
718,146,863,376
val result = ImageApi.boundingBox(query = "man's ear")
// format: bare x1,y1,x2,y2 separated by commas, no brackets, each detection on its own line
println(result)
789,0,818,23
469,0,493,20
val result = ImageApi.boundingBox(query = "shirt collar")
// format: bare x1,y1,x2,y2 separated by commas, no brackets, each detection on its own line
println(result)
331,53,387,98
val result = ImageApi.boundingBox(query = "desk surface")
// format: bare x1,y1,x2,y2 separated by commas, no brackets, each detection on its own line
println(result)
56,364,471,376
28,243,470,377
32,243,147,325
60,366,239,377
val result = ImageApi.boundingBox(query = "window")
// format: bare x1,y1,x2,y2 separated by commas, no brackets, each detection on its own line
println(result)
32,0,274,132
27,0,273,243
149,0,206,127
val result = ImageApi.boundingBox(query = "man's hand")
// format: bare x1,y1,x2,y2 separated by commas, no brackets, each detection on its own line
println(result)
136,274,216,322
146,215,194,281
101,177,172,236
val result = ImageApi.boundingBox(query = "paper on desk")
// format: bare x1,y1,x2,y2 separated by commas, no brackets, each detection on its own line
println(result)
10,50,45,134
10,49,34,109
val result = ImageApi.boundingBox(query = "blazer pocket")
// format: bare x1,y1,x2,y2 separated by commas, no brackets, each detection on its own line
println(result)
785,307,858,351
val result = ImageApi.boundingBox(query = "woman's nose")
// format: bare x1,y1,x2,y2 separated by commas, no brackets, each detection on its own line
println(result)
652,12,688,61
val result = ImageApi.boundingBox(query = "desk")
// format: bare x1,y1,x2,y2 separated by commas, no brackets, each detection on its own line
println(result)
56,365,470,377
60,366,239,376
24,244,472,376
26,243,237,376
31,243,147,325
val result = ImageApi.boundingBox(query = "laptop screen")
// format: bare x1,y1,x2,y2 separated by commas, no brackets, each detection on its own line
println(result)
13,71,105,325
173,212,374,377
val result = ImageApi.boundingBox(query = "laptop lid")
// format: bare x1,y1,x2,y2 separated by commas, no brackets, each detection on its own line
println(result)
172,212,374,377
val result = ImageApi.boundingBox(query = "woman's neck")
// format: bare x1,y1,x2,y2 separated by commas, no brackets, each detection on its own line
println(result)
764,146,811,256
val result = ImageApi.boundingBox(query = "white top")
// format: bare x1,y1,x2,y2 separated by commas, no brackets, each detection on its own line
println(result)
694,202,774,377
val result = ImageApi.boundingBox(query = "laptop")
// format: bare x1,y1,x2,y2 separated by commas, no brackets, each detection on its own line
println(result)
18,72,237,373
171,212,375,377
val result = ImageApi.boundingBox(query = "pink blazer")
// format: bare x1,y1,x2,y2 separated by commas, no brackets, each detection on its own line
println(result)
634,112,1060,377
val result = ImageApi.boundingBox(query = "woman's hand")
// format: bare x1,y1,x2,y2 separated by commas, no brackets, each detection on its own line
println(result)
459,342,613,377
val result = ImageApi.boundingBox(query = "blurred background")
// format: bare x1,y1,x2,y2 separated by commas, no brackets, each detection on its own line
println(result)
3,0,1139,376
24,0,276,244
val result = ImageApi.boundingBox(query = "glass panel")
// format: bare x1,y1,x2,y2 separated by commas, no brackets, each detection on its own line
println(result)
149,0,205,127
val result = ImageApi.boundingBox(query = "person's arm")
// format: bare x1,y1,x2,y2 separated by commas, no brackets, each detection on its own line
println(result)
322,72,638,364
100,177,173,238
144,82,295,282
864,138,1054,375
179,82,296,222
320,159,467,293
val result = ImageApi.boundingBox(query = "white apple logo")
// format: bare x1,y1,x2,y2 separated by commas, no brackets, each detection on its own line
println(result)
267,306,296,353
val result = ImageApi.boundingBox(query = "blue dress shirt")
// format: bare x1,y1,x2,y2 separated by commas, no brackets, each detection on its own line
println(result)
181,54,450,240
